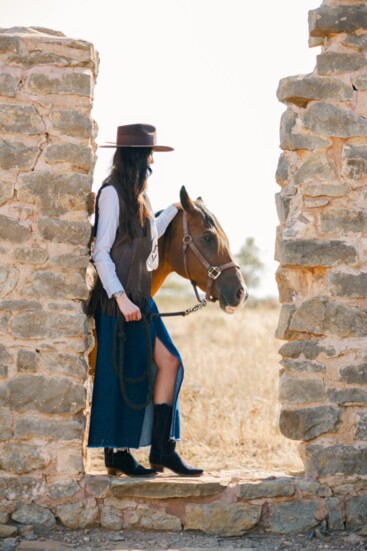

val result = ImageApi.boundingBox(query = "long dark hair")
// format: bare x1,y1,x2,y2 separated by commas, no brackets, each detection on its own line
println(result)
109,147,152,236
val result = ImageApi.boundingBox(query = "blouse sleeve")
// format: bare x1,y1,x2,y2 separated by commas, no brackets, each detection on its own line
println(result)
92,186,125,298
155,204,178,238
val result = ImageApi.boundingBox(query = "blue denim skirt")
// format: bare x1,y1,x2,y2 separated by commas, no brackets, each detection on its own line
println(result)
88,298,183,449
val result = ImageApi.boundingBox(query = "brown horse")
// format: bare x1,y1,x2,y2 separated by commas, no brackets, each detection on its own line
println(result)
152,186,248,313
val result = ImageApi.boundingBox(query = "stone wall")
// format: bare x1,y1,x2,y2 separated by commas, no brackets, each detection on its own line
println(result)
0,26,98,522
276,0,367,485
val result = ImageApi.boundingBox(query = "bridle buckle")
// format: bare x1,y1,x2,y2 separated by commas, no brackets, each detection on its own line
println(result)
208,266,221,280
183,234,192,244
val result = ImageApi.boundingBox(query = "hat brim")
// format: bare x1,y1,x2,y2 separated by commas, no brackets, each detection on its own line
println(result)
99,143,173,152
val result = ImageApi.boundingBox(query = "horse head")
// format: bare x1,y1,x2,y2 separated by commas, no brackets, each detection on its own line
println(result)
153,186,248,313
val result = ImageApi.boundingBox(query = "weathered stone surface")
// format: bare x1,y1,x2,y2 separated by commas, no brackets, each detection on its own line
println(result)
340,363,367,385
279,239,356,267
0,344,11,367
267,500,318,533
185,502,261,536
280,109,330,150
0,407,12,439
0,443,49,474
274,304,296,339
50,110,92,138
0,140,39,170
275,192,292,224
48,481,80,500
343,144,367,180
356,412,367,440
12,504,55,527
304,198,329,208
353,74,367,90
346,496,367,529
290,297,367,338
0,104,44,134
301,183,348,197
21,270,88,300
295,480,332,498
0,215,30,243
294,155,336,185
326,498,344,530
0,73,19,97
17,349,37,372
0,35,20,54
38,218,91,245
281,359,325,373
280,405,341,440
305,445,367,477
39,352,87,378
12,311,87,338
309,5,367,37
275,153,289,185
27,72,91,96
320,209,367,234
0,312,10,334
0,179,13,205
1,300,41,312
279,374,325,404
0,266,19,298
0,476,43,500
328,387,367,404
15,247,48,264
18,172,91,215
15,415,84,440
130,506,181,531
111,477,226,499
238,478,295,500
304,103,367,138
5,375,85,414
56,499,99,529
100,507,123,530
44,142,93,172
344,34,367,52
279,339,336,360
55,446,83,475
277,75,353,107
317,52,366,75
85,476,111,499
51,251,90,268
330,271,367,297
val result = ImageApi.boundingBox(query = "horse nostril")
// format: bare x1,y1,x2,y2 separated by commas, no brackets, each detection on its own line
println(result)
237,287,249,302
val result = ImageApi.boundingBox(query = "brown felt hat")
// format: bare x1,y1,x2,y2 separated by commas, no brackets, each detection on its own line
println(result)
99,123,173,152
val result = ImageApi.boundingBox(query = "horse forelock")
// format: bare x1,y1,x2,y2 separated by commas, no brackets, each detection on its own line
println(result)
195,201,230,252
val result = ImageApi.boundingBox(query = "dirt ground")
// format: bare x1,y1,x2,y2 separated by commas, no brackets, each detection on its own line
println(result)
2,525,367,551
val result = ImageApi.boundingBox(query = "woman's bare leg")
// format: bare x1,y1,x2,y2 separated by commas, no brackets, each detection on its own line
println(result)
153,337,179,405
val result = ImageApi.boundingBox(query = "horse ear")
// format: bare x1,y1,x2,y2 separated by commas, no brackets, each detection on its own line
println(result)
196,196,204,203
180,186,198,214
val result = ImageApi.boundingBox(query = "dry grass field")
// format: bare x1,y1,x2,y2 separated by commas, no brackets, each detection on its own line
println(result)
86,294,304,475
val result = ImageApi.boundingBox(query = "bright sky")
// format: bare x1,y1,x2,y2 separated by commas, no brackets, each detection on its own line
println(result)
2,0,321,297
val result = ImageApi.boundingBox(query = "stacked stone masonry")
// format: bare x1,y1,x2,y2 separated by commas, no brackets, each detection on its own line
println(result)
276,0,367,487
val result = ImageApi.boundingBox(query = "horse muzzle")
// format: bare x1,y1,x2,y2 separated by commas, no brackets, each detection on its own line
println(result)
219,284,249,314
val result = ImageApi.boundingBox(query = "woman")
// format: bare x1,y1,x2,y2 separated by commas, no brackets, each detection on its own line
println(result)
87,123,203,477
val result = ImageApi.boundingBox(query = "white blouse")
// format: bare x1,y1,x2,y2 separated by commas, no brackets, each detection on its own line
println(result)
93,186,178,298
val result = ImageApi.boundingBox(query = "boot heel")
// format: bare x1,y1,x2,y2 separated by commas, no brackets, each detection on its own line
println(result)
107,467,119,476
150,463,163,472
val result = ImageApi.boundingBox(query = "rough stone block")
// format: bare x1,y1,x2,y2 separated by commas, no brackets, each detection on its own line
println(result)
353,74,367,90
100,507,123,530
0,103,44,134
279,339,336,360
279,374,325,404
305,444,367,478
0,179,13,205
346,496,367,529
309,5,367,37
17,349,37,372
320,209,367,234
281,359,325,373
129,506,181,531
12,504,55,527
21,270,88,300
317,52,366,75
0,300,41,312
290,297,367,338
356,412,367,440
343,144,367,180
51,250,90,268
326,498,344,530
185,501,261,536
277,75,353,107
56,499,99,529
301,183,348,197
0,35,20,54
39,352,87,378
44,142,93,172
0,266,19,298
304,102,367,138
0,407,12,440
330,271,367,297
275,192,292,223
344,34,367,51
328,387,367,405
50,110,92,138
279,239,356,267
0,74,19,97
48,481,81,501
0,140,39,170
15,247,48,264
294,155,336,185
111,477,226,499
15,415,84,440
238,478,295,500
18,171,92,216
27,72,92,96
267,500,319,533
0,524,16,537
12,311,87,339
5,374,85,414
0,214,30,243
280,109,330,150
275,153,289,185
279,405,341,440
274,304,296,339
340,364,367,385
0,443,49,474
0,476,43,500
38,217,91,246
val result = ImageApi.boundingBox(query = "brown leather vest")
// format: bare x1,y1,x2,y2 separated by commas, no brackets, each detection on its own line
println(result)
87,178,152,317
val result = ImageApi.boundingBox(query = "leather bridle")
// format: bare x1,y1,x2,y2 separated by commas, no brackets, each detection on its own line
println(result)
182,210,239,303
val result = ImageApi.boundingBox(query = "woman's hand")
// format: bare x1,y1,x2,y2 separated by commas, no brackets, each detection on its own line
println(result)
116,292,142,322
173,202,182,210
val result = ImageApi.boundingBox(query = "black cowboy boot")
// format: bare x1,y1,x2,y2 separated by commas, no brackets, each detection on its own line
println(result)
104,448,157,477
149,404,203,476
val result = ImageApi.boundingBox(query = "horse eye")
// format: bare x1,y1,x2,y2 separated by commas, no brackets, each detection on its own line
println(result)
203,232,216,245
